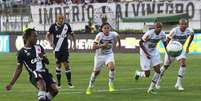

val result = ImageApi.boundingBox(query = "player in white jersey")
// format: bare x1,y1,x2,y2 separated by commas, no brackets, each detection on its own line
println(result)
134,23,166,94
86,23,121,95
156,19,194,91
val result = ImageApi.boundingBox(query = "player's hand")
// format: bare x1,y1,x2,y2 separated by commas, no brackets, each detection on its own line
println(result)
102,41,109,49
5,84,13,91
186,47,189,53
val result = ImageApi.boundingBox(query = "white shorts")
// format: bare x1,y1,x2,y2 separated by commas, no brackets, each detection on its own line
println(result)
164,50,187,65
140,49,161,71
94,53,115,71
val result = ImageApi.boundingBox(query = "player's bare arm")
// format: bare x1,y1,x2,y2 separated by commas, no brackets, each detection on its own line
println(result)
139,39,151,59
186,34,194,53
70,32,76,51
46,32,54,48
116,34,121,49
5,64,23,91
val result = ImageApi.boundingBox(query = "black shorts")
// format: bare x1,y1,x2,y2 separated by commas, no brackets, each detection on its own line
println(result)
55,51,69,64
29,71,56,89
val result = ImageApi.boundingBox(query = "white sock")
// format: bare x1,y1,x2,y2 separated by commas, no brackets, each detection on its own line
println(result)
38,91,46,100
176,66,186,85
148,73,160,89
156,66,165,85
152,73,160,83
46,92,53,101
160,66,166,76
136,71,146,77
89,72,96,88
109,70,115,85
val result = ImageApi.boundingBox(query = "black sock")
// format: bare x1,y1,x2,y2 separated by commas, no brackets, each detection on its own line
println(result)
56,68,61,86
65,69,72,85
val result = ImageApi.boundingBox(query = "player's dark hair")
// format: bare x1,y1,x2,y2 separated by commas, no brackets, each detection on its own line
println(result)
179,18,188,24
23,28,36,44
155,22,163,27
99,22,111,32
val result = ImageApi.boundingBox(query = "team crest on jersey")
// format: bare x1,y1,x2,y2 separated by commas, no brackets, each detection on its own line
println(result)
24,50,30,56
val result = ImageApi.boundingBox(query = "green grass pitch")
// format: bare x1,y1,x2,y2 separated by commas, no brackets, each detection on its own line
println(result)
0,52,201,101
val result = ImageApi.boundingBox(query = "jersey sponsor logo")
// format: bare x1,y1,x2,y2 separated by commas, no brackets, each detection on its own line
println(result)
148,39,160,43
173,35,188,39
31,57,42,64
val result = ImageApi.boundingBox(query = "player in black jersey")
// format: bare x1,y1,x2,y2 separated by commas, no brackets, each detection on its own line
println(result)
5,28,58,101
46,15,76,88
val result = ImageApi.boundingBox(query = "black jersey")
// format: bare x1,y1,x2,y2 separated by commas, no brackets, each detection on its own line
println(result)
17,44,48,75
49,23,72,52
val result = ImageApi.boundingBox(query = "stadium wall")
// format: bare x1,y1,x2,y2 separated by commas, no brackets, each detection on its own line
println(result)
1,33,201,54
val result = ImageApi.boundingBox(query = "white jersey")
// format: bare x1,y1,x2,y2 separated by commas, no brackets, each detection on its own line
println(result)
141,29,166,55
167,27,194,45
94,31,118,56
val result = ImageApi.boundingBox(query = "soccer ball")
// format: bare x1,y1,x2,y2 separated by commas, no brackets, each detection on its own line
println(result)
166,41,183,57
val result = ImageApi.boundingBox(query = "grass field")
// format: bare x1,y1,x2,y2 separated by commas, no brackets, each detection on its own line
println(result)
0,52,201,101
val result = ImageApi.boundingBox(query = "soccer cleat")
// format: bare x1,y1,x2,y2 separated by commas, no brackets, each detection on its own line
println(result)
68,83,75,88
86,87,93,95
69,85,75,89
109,83,116,92
134,71,140,80
147,88,157,95
175,84,184,91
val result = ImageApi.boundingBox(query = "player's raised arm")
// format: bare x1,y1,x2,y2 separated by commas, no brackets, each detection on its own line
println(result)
5,64,23,91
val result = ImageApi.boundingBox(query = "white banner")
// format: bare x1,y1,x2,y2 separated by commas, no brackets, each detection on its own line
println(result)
30,1,201,31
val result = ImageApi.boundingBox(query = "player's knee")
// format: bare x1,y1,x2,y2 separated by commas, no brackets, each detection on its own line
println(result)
164,65,169,69
145,71,150,77
52,88,59,96
94,71,100,75
110,68,115,71
181,64,186,67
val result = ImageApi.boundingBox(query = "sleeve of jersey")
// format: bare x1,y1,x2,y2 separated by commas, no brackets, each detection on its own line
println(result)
189,28,194,35
112,32,119,38
67,24,72,33
167,28,176,39
141,32,150,41
16,50,23,65
49,24,54,33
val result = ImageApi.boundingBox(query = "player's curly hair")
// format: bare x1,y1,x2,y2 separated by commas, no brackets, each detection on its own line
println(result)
99,22,112,32
23,28,36,44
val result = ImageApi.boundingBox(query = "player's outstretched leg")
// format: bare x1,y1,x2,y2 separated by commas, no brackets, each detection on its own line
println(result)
147,65,161,94
155,65,169,89
86,71,100,95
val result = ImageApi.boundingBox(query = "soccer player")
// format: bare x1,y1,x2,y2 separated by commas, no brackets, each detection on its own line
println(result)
46,15,76,88
156,19,194,91
5,28,58,101
134,23,166,93
86,23,121,95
